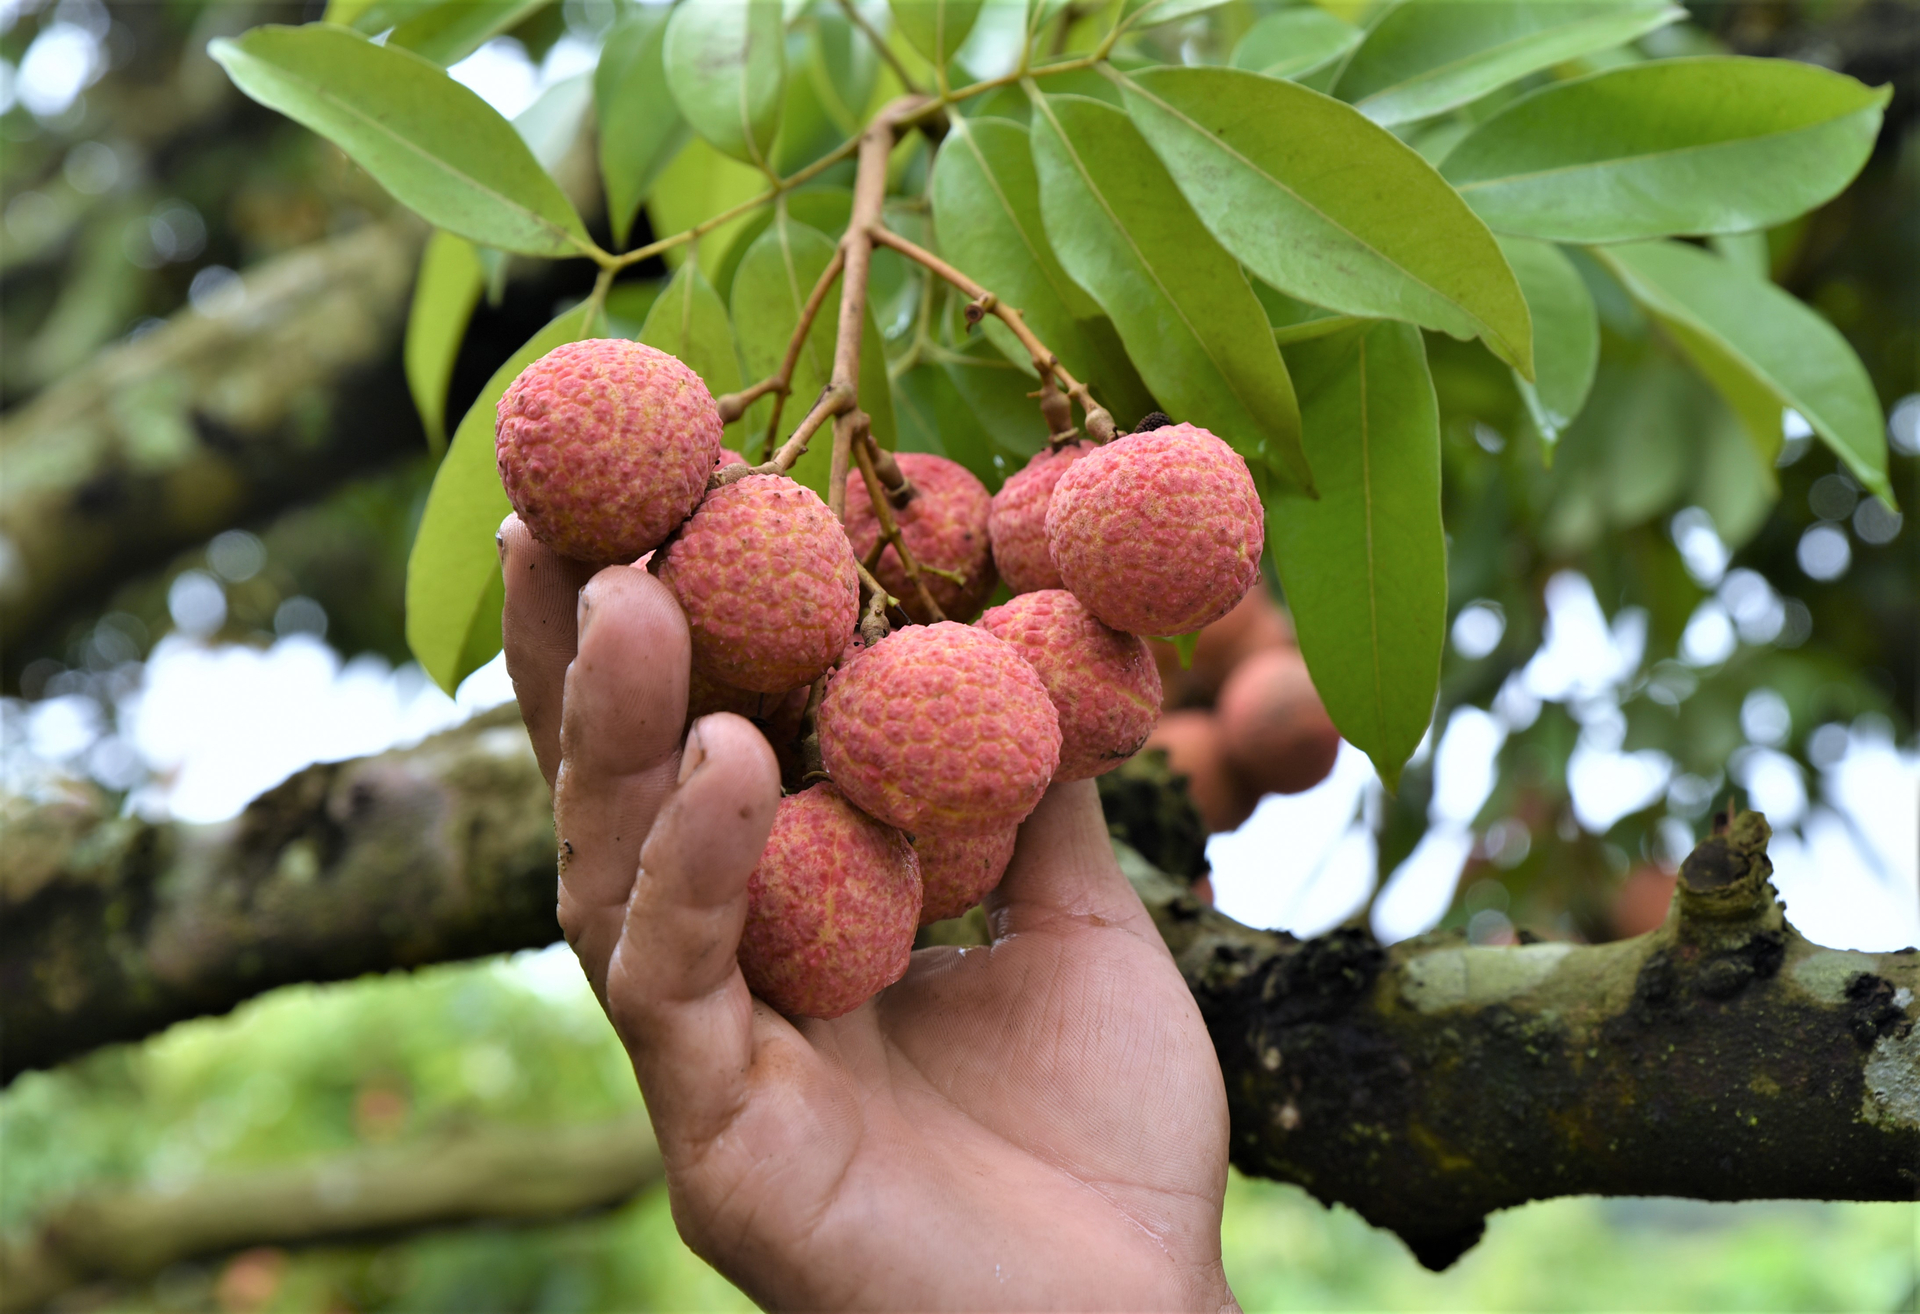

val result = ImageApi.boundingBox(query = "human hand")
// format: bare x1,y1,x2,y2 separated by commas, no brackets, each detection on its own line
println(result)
500,515,1237,1312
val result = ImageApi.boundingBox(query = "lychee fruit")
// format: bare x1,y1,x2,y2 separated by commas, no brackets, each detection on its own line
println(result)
1150,586,1295,709
1046,423,1264,637
656,476,858,693
977,590,1162,782
988,441,1097,595
817,622,1061,835
915,827,1019,925
1216,647,1341,796
738,783,922,1019
715,447,749,471
1611,865,1676,940
844,452,996,622
1144,710,1258,834
496,339,722,563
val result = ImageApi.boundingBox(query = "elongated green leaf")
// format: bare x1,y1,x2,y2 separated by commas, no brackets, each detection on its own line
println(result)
1027,94,1307,489
388,0,550,67
639,262,744,420
1230,8,1361,81
1272,315,1371,347
210,25,592,258
1335,1,1681,127
650,137,771,272
1500,236,1596,445
598,4,692,248
713,187,853,303
513,72,591,170
1118,0,1230,33
664,0,785,169
1027,0,1074,37
940,333,1052,474
1443,58,1890,243
404,230,484,455
890,0,984,67
776,8,877,175
895,358,1010,491
1269,322,1445,792
406,303,591,693
1709,229,1769,281
930,116,1156,430
1117,66,1532,376
729,217,895,494
1594,239,1892,503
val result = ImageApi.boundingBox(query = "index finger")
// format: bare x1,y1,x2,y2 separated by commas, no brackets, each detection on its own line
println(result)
500,514,595,788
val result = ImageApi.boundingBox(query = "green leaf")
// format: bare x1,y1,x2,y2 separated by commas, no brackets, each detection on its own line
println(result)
1499,236,1597,445
1593,239,1892,504
1116,66,1533,376
663,0,786,169
729,216,895,493
386,0,551,67
598,3,692,249
930,116,1156,430
1268,322,1446,792
712,187,853,303
406,302,592,694
1272,315,1372,347
889,0,984,67
1442,57,1891,243
1027,0,1075,37
1708,229,1769,281
1027,93,1308,490
638,262,744,423
1334,1,1681,127
512,72,591,171
404,229,485,456
775,8,877,175
1230,8,1361,81
210,24,593,258
940,334,1051,472
1117,0,1230,34
650,137,773,271
894,359,1010,491
1171,631,1199,669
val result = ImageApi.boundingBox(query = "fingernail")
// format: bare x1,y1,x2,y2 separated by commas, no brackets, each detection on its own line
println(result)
495,529,507,561
678,722,707,785
576,586,593,634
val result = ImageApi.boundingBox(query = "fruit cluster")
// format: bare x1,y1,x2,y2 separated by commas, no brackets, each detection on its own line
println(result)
497,338,1328,1019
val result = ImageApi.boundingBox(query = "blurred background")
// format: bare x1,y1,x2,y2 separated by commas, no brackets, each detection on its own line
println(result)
1,0,1915,1309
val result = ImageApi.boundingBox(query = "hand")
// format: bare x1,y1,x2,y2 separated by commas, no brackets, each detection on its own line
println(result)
500,515,1237,1312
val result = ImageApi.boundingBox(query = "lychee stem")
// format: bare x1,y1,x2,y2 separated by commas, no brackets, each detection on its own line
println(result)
714,246,847,434
708,383,855,490
852,431,950,622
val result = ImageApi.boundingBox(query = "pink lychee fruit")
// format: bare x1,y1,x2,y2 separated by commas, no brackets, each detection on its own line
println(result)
1046,423,1263,637
844,452,997,622
817,622,1061,835
657,476,857,693
715,447,749,471
977,590,1162,781
1144,710,1259,834
738,783,922,1019
915,827,1018,925
988,441,1096,594
1216,646,1341,796
496,339,722,564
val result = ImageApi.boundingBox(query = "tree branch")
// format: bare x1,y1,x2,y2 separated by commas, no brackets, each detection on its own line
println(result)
713,246,845,430
851,427,947,622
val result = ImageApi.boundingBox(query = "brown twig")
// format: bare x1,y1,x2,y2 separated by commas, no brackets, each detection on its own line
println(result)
714,246,846,426
865,225,1117,442
709,382,854,489
853,431,950,621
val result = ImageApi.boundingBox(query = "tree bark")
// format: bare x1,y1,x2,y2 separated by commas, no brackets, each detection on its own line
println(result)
4,717,1914,1271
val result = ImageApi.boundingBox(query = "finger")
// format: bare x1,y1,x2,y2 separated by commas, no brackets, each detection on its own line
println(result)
986,777,1161,942
603,712,781,1142
553,565,692,995
500,514,595,788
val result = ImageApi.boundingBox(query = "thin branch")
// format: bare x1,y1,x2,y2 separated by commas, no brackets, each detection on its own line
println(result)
709,382,854,489
837,0,923,97
714,246,846,425
853,427,948,621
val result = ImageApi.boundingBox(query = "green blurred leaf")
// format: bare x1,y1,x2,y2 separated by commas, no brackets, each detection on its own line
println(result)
1708,229,1769,281
512,71,591,170
1334,1,1681,127
930,116,1156,430
404,230,485,456
1117,66,1533,376
776,9,877,175
638,262,744,423
1500,236,1597,446
1118,0,1231,34
406,302,591,693
713,187,853,303
597,3,691,248
940,333,1052,473
1269,322,1446,792
1027,93,1308,490
1272,315,1371,347
387,0,551,67
1442,58,1890,243
1027,0,1075,37
1593,239,1892,504
664,0,786,169
889,0,984,67
894,359,1007,489
1230,8,1361,81
210,24,593,258
650,137,771,270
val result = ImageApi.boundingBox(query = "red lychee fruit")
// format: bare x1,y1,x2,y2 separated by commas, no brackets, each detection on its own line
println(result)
496,339,722,563
915,827,1018,925
845,452,997,622
1216,647,1342,796
977,590,1162,782
656,476,858,693
1145,710,1258,834
1046,423,1264,637
1611,865,1677,940
988,441,1097,595
817,622,1061,835
1149,585,1295,709
738,783,922,1019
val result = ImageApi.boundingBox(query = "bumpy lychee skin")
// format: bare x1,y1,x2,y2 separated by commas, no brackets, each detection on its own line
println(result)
1216,646,1341,796
496,339,722,563
817,622,1061,835
916,828,1018,925
739,784,922,1019
1046,424,1263,637
845,452,997,622
988,441,1096,595
657,476,857,693
977,590,1162,781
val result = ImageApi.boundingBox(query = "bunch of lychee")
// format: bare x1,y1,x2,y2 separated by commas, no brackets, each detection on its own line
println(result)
495,339,1335,1019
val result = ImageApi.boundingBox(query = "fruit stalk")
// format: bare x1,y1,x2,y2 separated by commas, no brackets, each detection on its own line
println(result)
852,428,949,622
713,245,847,437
